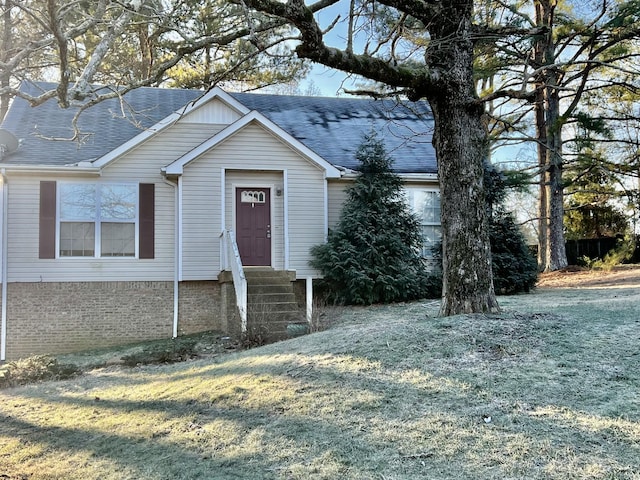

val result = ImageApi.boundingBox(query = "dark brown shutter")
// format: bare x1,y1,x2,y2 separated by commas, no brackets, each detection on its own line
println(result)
139,183,155,259
39,181,56,259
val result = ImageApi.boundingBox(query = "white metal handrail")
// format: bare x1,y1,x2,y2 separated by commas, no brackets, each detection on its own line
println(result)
221,229,247,333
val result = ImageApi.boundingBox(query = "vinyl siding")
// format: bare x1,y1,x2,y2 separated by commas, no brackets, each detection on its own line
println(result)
6,122,225,282
101,123,226,179
327,179,352,228
180,122,327,279
328,178,440,228
181,98,242,124
179,160,222,280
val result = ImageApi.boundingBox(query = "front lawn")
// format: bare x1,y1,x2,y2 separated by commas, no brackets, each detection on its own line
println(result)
0,284,639,479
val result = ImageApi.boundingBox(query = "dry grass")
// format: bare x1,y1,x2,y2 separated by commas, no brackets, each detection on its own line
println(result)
1,283,639,479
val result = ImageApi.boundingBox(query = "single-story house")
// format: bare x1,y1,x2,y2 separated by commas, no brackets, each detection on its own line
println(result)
0,81,440,360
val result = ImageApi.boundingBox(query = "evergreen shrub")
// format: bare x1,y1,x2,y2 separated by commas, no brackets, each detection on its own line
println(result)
485,162,538,294
310,132,438,305
490,212,538,294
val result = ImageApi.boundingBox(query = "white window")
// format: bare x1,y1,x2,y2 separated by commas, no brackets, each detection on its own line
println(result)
59,183,137,258
406,188,442,258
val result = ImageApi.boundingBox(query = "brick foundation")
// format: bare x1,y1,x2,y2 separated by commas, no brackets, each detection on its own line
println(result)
178,281,228,335
2,280,227,360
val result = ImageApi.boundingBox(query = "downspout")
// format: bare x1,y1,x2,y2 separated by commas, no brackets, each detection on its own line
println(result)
283,169,289,271
1,169,7,361
162,177,180,338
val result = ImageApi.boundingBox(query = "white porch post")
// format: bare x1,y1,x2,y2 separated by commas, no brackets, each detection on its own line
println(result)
306,276,313,324
283,169,289,271
220,168,226,270
1,170,8,360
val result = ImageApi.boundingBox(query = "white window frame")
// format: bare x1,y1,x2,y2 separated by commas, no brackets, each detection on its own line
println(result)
405,187,442,258
57,182,139,259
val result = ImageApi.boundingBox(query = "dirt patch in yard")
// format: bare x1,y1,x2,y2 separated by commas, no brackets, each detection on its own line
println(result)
537,264,640,289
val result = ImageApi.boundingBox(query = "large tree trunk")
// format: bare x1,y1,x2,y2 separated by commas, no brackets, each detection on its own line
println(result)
431,97,499,315
242,0,499,315
427,0,499,316
535,84,549,269
534,0,568,272
545,88,568,270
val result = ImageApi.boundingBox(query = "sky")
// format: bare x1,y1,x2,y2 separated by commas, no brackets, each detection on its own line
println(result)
302,64,360,96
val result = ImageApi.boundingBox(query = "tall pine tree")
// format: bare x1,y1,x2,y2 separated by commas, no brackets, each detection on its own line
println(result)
310,132,433,305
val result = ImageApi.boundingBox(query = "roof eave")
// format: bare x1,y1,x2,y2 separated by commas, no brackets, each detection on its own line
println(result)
335,171,438,182
0,164,101,175
400,172,439,182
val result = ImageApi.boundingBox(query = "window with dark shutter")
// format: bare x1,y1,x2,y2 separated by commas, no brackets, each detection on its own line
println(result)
139,183,155,259
39,181,57,259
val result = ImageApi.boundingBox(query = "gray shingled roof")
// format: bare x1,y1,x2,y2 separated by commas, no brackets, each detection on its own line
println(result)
1,81,436,174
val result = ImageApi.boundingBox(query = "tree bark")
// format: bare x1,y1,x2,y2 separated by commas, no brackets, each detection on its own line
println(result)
0,0,11,121
545,84,568,270
534,0,568,272
431,95,499,315
425,0,499,315
535,87,549,270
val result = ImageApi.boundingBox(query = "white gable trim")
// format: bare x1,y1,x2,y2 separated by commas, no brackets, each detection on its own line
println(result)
91,87,251,169
164,110,341,178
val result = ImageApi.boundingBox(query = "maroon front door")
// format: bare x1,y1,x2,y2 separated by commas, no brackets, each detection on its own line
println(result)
236,187,271,266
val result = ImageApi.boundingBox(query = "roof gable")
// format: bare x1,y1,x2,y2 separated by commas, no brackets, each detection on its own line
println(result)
91,88,248,168
165,111,341,178
0,82,436,174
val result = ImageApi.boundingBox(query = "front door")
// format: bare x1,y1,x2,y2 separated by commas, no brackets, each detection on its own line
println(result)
236,187,271,266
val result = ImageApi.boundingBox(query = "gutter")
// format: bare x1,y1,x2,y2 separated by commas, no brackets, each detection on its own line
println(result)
1,169,7,361
399,173,439,182
0,164,101,175
335,167,438,182
162,176,180,338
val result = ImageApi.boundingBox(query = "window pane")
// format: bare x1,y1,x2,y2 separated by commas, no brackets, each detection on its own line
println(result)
406,190,441,224
101,184,136,220
60,184,96,220
101,222,135,257
60,222,95,257
421,225,442,258
419,191,441,223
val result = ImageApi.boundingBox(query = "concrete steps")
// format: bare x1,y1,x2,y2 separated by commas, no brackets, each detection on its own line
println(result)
244,269,305,342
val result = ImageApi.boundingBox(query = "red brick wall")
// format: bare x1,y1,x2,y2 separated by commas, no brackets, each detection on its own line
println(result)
178,281,227,335
3,280,227,360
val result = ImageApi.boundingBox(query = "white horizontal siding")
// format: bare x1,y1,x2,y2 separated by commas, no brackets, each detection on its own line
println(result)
6,174,173,282
288,174,326,277
6,122,227,283
181,99,242,124
102,123,226,180
181,122,327,279
327,179,351,228
180,165,221,280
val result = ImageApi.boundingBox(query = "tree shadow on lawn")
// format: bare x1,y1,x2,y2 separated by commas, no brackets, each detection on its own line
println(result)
3,303,640,478
3,335,639,479
0,398,376,479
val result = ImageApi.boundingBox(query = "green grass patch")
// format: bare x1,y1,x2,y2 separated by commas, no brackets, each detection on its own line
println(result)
0,289,639,479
